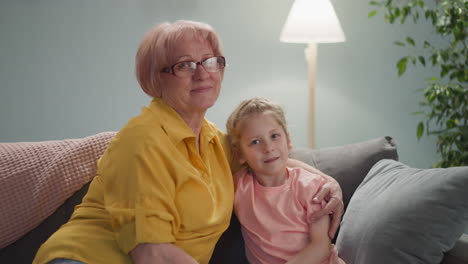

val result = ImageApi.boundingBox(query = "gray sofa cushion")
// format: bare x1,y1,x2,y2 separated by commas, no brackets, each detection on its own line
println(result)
289,136,398,213
336,159,468,264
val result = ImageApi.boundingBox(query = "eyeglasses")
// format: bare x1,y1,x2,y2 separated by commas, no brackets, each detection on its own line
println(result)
161,56,226,78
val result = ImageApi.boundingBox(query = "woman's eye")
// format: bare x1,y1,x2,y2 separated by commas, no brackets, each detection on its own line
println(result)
176,62,193,71
204,59,216,67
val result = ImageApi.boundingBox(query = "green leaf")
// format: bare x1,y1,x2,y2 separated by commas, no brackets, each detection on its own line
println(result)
400,13,408,23
418,56,426,66
417,122,424,140
441,65,449,77
406,36,415,46
417,0,424,8
449,71,459,81
428,91,436,103
425,10,431,20
394,8,401,18
413,11,420,22
431,54,438,65
431,12,437,25
402,6,410,16
446,119,456,129
441,51,449,62
394,41,405,46
388,13,396,24
459,71,468,82
368,10,378,18
369,1,379,5
397,57,408,76
454,25,464,41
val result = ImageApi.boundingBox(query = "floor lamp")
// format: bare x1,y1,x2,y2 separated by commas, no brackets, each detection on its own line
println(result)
280,0,346,148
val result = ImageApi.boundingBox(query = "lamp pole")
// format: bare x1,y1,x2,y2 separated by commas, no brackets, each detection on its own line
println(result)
305,43,317,148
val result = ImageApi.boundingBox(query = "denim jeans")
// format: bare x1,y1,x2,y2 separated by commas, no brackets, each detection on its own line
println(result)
48,259,86,264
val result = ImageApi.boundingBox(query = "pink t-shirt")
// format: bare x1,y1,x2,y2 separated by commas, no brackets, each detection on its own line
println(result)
234,167,345,264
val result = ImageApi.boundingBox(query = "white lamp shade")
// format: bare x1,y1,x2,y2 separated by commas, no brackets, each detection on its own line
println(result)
280,0,346,43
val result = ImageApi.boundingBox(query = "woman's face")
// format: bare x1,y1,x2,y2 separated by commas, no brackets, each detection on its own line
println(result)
159,36,223,117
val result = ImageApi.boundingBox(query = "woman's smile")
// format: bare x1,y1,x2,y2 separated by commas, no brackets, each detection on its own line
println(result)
191,85,212,93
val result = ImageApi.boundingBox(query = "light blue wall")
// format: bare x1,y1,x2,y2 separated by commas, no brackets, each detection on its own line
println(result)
0,0,439,168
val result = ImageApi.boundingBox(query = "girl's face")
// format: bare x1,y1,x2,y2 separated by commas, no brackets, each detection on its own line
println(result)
238,113,291,183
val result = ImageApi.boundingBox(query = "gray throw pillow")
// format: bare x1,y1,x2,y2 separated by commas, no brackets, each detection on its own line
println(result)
290,136,399,213
336,159,468,264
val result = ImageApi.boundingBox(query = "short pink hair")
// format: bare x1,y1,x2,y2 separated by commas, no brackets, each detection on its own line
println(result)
135,20,224,97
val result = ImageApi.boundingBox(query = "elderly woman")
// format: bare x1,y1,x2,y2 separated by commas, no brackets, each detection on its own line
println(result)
33,20,343,264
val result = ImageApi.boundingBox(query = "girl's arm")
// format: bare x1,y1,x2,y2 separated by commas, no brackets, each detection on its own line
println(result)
287,158,344,238
131,243,199,264
286,215,332,264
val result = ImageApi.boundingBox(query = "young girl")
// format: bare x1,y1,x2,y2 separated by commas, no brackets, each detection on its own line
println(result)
226,97,345,264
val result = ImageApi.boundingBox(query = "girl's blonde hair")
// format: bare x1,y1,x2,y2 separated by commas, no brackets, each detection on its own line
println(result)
226,97,290,153
135,20,224,97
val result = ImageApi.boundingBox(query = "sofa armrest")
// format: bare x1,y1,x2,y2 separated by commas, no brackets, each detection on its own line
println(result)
443,234,468,264
0,131,115,249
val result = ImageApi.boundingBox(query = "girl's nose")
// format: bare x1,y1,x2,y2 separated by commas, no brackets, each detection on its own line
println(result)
263,142,274,153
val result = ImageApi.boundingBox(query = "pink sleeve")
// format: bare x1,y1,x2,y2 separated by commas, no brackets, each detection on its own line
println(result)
294,169,327,224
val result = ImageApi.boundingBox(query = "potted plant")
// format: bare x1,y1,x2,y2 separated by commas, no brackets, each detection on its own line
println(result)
369,0,467,167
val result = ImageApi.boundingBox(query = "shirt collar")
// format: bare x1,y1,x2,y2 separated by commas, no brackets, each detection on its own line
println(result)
148,97,218,145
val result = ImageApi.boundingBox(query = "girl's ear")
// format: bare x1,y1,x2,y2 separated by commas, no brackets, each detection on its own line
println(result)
287,133,293,150
234,146,247,165
237,151,247,165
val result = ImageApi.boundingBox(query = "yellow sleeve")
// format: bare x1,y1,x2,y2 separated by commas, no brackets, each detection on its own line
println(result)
99,126,179,254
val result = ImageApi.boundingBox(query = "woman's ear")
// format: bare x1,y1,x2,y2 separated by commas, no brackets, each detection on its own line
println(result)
152,75,162,97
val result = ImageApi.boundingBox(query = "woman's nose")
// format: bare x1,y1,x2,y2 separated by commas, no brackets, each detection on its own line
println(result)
192,64,210,80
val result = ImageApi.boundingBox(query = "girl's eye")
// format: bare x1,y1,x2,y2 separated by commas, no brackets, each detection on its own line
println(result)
271,133,280,139
250,139,260,145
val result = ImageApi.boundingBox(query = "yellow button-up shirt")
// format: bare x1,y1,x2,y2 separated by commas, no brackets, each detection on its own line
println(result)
34,98,235,264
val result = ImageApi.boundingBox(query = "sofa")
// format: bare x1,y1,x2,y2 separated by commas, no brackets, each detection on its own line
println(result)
0,132,467,264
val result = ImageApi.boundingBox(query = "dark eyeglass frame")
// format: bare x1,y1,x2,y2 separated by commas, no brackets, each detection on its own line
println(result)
161,56,226,77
